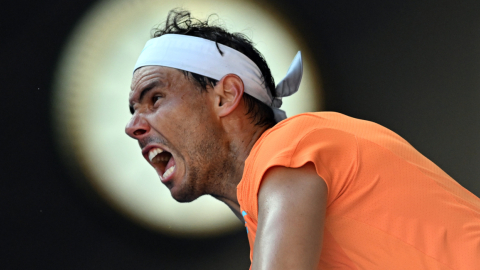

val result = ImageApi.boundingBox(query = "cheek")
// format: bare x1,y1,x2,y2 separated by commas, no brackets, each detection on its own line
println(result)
149,93,215,144
148,98,187,126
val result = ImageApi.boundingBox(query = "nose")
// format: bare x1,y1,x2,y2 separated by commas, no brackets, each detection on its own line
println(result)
125,112,150,139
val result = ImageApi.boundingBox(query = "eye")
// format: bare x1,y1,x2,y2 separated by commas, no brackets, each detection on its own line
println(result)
152,95,163,104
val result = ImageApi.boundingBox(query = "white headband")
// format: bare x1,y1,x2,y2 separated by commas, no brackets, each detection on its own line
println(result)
133,34,303,122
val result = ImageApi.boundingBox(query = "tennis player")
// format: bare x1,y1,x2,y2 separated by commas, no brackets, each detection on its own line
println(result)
126,9,480,269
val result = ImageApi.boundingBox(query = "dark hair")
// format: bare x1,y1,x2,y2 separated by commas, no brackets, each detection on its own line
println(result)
152,9,277,128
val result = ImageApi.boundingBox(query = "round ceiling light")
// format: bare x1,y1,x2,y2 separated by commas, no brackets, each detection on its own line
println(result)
53,0,322,237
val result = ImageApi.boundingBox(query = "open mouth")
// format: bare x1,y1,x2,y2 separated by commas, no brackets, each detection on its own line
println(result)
148,148,176,181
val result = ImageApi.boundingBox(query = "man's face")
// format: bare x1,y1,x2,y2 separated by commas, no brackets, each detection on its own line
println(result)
126,66,227,202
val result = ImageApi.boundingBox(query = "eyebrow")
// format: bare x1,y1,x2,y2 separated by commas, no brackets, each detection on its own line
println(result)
129,81,160,114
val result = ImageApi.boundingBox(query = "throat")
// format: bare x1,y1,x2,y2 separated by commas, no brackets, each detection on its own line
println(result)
212,194,243,222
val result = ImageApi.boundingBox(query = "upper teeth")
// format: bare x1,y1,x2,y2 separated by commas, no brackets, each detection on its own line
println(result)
148,148,163,162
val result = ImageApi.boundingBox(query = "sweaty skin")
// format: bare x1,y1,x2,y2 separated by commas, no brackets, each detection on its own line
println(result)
127,66,225,202
126,66,266,209
126,66,328,268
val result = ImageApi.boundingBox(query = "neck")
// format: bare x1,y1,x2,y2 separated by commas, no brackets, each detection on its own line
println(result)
211,120,269,221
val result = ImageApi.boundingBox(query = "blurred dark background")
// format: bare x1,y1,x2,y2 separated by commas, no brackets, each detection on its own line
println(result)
1,0,479,269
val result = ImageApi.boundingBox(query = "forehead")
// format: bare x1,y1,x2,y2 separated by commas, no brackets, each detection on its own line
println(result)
129,66,190,101
131,66,177,91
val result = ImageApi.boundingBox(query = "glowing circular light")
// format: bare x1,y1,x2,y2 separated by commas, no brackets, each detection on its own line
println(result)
53,0,323,237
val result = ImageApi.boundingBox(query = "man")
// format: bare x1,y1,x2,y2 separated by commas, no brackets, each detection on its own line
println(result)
126,10,480,270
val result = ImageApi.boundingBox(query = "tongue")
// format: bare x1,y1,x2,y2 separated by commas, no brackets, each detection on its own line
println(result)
164,155,175,172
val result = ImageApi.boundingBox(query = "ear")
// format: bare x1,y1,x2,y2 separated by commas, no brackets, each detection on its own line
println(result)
213,74,244,117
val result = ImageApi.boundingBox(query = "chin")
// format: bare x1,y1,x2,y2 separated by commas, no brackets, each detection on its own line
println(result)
168,184,201,203
170,192,200,203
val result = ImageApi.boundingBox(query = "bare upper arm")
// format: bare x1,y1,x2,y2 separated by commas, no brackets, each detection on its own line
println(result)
251,162,328,270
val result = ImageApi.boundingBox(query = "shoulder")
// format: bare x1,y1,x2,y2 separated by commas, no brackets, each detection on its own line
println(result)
244,112,362,187
260,111,342,138
238,112,360,218
262,111,371,144
254,112,359,161
264,112,407,158
269,111,354,133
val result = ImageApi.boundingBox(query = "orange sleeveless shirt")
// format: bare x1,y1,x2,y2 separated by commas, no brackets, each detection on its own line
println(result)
237,112,480,270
